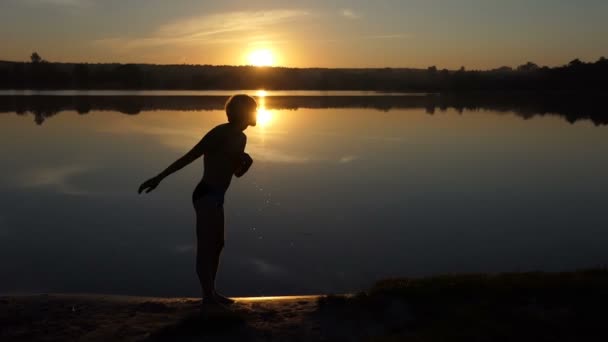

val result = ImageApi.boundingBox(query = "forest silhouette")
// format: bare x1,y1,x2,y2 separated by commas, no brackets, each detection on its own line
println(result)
1,93,606,126
1,54,607,91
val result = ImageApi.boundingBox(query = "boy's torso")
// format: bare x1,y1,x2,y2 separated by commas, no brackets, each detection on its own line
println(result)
200,124,246,192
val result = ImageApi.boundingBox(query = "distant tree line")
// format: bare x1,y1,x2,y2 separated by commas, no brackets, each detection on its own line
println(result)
0,53,607,91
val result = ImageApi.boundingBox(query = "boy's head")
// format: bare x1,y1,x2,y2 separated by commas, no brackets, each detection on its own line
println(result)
225,94,257,129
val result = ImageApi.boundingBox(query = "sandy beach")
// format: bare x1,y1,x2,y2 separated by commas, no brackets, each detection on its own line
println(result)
1,294,326,341
3,270,608,341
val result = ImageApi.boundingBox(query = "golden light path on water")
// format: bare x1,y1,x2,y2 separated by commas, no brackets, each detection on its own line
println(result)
255,90,273,128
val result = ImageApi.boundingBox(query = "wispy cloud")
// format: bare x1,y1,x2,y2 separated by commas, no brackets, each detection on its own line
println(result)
247,145,313,164
159,10,308,38
173,244,195,254
340,9,360,19
311,131,405,142
22,0,91,7
94,10,309,50
362,33,409,40
18,164,92,195
97,118,210,151
249,258,287,276
338,155,358,164
307,33,409,44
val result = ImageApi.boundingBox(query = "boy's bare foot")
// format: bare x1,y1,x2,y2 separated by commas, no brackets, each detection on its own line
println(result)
214,292,235,305
201,297,222,306
200,297,229,314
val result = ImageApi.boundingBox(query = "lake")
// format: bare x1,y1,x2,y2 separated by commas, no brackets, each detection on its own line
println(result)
1,91,607,297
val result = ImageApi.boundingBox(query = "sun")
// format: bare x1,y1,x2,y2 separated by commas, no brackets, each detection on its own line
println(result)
248,50,274,67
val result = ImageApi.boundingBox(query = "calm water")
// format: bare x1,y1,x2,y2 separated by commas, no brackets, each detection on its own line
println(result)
1,91,607,297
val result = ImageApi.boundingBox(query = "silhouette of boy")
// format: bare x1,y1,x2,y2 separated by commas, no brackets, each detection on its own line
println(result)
139,94,256,305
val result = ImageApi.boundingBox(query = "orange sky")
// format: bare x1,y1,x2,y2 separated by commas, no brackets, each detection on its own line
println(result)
1,0,607,69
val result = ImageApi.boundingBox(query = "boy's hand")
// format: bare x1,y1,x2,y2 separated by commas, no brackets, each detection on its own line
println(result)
235,153,253,177
242,153,253,166
138,175,162,194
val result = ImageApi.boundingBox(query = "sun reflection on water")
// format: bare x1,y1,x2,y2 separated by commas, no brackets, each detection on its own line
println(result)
255,91,273,128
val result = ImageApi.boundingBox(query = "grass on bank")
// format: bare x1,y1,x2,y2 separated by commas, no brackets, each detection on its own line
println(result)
317,269,608,341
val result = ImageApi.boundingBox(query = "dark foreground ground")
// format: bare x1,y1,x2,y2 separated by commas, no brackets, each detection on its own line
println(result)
2,270,608,341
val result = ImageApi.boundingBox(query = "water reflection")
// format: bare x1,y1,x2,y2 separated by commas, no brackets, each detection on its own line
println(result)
255,92,274,128
0,92,607,297
1,92,607,126
19,164,92,196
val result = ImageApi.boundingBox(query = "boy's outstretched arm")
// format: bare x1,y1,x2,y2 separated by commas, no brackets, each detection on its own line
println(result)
138,134,210,194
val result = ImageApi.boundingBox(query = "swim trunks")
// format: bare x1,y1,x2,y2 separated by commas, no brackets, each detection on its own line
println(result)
192,181,225,207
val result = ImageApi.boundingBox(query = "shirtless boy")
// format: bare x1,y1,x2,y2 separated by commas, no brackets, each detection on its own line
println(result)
138,94,257,305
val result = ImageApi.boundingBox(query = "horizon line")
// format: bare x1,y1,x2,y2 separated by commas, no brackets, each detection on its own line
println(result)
1,56,606,72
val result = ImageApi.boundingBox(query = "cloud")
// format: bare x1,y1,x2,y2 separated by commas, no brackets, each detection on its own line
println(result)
173,244,195,254
158,10,307,38
311,131,404,142
18,164,91,195
340,9,360,19
364,136,405,142
249,258,286,276
94,9,309,50
247,145,312,164
103,121,314,164
362,33,409,40
97,119,207,151
306,33,408,44
22,0,91,7
338,155,358,163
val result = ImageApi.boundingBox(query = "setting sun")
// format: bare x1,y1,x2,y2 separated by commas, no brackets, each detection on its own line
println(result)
248,49,274,67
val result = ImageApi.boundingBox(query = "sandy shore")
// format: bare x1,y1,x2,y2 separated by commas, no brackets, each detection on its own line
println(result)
4,270,608,341
1,294,325,341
